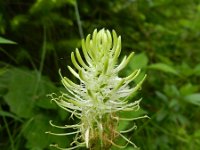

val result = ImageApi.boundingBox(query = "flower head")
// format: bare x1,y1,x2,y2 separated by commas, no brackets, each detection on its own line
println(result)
47,29,147,149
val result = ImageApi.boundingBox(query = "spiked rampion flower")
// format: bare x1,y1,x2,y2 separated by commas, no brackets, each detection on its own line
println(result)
47,29,147,150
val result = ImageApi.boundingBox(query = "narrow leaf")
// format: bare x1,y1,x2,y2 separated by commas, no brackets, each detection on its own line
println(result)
184,93,200,106
148,63,178,75
0,37,17,44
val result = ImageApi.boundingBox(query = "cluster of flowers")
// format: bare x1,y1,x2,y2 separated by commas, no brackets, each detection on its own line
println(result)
47,29,147,150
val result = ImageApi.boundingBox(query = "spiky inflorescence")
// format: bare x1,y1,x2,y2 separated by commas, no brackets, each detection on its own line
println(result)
47,29,147,150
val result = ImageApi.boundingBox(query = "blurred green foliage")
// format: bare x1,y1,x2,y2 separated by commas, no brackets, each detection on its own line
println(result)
0,0,200,150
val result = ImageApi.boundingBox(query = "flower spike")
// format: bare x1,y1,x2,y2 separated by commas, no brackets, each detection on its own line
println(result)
48,29,147,149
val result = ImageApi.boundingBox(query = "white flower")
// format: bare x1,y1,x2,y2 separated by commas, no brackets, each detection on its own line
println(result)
47,29,147,150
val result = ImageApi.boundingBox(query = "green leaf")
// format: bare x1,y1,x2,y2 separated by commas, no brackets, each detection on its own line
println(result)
0,37,16,44
23,115,69,150
148,63,178,75
194,64,200,75
124,52,148,82
0,67,8,76
35,76,58,110
180,83,198,96
128,52,148,70
4,69,38,118
0,110,23,122
183,93,200,106
4,68,57,118
156,109,168,122
155,91,168,103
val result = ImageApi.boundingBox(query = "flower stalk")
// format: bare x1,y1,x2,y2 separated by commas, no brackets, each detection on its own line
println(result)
47,29,147,150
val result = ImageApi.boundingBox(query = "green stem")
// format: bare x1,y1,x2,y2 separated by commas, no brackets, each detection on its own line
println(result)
3,116,15,150
74,0,84,39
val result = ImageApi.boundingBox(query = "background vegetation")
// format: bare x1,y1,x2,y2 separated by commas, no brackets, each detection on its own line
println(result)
1,0,200,150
